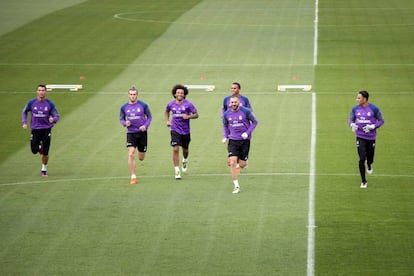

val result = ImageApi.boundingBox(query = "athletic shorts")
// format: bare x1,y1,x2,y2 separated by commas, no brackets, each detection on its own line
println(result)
228,139,250,161
31,128,52,155
126,132,148,152
170,131,191,149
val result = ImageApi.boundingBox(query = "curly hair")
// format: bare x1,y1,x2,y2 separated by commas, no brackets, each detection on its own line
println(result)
171,84,189,98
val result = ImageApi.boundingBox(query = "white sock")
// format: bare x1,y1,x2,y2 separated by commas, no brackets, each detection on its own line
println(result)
233,180,239,188
175,166,180,173
131,174,136,179
42,164,47,171
182,158,188,163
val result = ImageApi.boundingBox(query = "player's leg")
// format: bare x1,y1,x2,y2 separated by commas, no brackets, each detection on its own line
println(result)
181,134,191,172
366,140,376,174
30,130,41,154
170,131,182,179
137,151,145,161
172,145,181,179
126,133,137,184
40,130,51,156
238,140,250,169
356,137,368,187
130,133,147,184
228,156,239,177
40,130,51,176
137,132,148,161
182,147,189,160
172,145,180,166
228,140,241,193
128,146,136,175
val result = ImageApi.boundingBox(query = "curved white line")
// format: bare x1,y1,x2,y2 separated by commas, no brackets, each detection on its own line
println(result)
113,12,413,28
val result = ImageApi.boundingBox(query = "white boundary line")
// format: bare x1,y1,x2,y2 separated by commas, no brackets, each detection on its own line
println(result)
313,2,319,67
308,1,319,275
307,92,317,276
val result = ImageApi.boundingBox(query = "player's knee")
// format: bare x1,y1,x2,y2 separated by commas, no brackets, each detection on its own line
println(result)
229,159,237,167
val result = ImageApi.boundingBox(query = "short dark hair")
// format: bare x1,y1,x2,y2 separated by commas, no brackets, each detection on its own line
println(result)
358,90,369,100
171,84,188,98
38,84,47,89
232,82,241,89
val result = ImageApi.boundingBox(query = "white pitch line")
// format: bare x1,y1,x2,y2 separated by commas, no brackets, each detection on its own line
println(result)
313,3,319,66
308,0,319,274
0,63,316,66
307,92,317,276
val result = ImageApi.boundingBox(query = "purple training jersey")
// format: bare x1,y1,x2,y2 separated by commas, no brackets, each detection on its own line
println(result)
348,103,384,140
22,98,59,129
120,101,152,133
166,99,197,135
223,106,258,140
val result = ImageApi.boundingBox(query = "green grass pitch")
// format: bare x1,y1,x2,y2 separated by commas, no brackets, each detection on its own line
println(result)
1,0,414,275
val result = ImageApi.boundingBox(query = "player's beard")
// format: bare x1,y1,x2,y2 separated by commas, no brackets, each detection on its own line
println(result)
231,104,239,111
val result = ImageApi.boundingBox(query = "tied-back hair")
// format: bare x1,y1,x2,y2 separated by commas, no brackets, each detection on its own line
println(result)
128,86,138,93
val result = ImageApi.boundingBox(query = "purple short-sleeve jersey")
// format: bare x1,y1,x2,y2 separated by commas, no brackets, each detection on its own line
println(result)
166,99,197,135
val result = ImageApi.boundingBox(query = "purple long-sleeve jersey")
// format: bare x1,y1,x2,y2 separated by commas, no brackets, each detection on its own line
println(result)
120,101,152,133
166,99,197,135
223,106,258,140
22,98,59,129
348,103,384,140
222,94,252,114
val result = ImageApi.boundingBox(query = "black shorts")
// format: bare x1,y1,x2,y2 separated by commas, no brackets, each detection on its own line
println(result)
228,139,250,161
126,132,148,152
31,128,52,155
170,131,191,149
